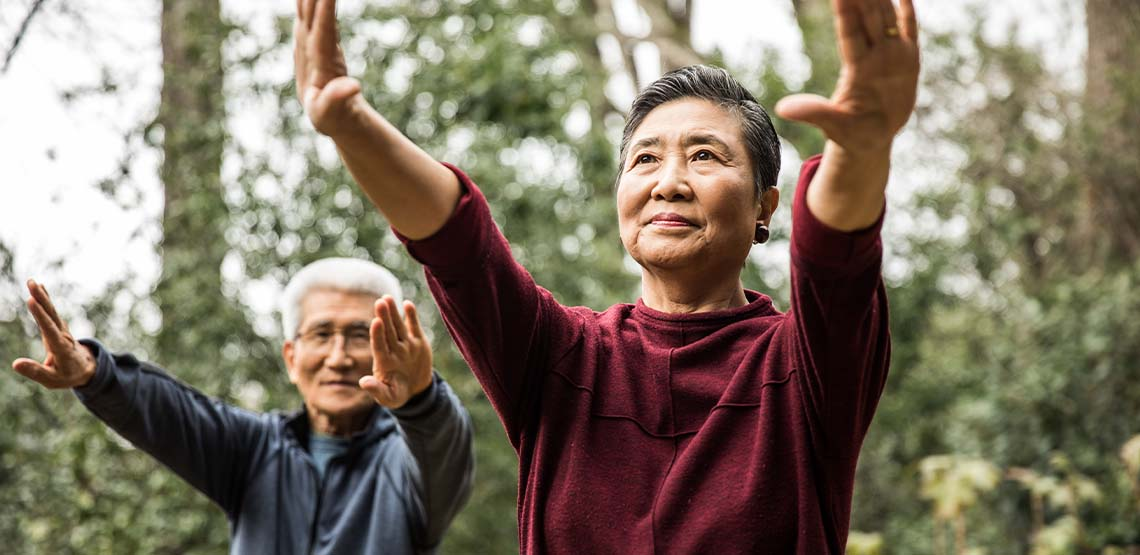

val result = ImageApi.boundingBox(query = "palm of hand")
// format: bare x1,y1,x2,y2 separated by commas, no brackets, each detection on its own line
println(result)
12,280,96,390
372,326,432,405
362,297,434,409
776,0,920,153
294,0,362,136
826,41,919,151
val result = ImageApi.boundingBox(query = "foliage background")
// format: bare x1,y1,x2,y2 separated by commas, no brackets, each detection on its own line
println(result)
1,0,1138,553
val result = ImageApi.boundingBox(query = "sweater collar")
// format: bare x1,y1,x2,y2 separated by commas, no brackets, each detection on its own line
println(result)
631,289,777,325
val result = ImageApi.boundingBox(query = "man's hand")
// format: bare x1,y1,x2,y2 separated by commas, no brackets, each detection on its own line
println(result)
11,280,97,389
775,0,919,154
295,0,364,137
359,296,434,409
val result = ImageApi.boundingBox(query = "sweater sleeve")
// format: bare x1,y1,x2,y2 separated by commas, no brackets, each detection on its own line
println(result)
390,373,474,550
73,339,270,517
786,155,892,460
396,163,578,448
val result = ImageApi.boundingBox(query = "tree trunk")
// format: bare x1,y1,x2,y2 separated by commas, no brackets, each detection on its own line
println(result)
638,0,701,72
786,0,838,156
155,0,235,385
1083,0,1140,264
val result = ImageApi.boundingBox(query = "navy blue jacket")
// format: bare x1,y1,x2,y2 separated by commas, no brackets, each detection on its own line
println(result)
75,340,474,554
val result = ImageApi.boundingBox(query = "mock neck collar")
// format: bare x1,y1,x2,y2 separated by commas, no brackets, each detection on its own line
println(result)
631,289,777,325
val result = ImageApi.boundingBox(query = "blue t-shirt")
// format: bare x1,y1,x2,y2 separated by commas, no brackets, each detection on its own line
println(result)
309,432,350,478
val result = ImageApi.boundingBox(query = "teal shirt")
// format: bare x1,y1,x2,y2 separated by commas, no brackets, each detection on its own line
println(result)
309,432,350,479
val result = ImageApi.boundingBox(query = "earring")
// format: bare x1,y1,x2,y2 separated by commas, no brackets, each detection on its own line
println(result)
753,224,770,245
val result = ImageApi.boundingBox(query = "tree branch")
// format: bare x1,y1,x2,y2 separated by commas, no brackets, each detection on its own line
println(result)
2,0,49,74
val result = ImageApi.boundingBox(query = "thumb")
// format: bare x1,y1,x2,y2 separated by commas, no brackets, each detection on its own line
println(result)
321,76,361,102
359,375,394,406
12,358,54,386
775,93,842,136
307,76,361,112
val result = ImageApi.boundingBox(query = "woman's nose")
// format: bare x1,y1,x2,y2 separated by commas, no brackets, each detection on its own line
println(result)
651,158,693,201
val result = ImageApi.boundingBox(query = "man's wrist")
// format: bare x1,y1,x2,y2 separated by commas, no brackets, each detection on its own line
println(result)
74,343,99,388
395,372,439,414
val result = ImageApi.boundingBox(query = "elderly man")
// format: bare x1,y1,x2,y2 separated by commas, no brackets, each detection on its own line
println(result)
11,258,474,555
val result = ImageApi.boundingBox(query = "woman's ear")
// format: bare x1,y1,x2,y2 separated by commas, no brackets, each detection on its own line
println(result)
757,187,781,226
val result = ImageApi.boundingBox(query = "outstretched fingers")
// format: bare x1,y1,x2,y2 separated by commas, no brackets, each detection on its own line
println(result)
313,0,338,37
299,0,316,29
294,19,308,94
28,280,65,332
371,302,390,359
833,0,869,62
27,296,68,354
402,301,424,340
859,0,887,48
309,0,341,63
379,296,401,348
898,0,918,42
370,296,403,359
386,297,408,343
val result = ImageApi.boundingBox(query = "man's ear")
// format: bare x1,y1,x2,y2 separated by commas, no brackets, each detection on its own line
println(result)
282,340,300,384
757,187,781,226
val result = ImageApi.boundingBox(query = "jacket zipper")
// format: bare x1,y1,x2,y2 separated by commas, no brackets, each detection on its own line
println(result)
307,462,327,555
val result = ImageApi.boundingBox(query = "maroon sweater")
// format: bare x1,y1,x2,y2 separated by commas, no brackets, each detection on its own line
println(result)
400,155,890,554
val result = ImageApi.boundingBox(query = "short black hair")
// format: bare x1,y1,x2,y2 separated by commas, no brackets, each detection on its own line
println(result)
618,65,781,196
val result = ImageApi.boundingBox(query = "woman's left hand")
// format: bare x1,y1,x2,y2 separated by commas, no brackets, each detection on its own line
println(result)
776,0,919,154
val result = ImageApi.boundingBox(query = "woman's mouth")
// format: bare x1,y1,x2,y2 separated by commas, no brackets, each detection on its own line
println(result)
650,212,695,227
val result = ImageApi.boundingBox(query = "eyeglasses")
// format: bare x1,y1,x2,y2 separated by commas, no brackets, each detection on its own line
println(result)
295,324,372,355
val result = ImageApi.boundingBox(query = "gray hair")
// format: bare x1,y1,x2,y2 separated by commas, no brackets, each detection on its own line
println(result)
618,65,782,196
280,257,403,338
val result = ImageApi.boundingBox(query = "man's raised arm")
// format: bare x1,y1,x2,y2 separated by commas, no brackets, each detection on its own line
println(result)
775,0,920,232
11,280,265,515
295,0,460,240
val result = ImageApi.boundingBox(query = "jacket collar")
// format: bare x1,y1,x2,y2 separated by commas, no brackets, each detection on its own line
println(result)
283,404,397,451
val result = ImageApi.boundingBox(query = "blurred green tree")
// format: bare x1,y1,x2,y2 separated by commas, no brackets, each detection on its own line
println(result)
5,1,1140,554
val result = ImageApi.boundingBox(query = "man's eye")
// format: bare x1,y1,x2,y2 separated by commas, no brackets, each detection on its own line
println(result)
348,330,371,342
314,331,334,341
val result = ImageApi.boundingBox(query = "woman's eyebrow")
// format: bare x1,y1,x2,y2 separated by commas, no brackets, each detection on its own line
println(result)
681,133,733,153
630,136,661,152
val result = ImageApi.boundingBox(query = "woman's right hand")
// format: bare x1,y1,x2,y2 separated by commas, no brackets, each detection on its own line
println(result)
294,0,365,138
11,280,97,389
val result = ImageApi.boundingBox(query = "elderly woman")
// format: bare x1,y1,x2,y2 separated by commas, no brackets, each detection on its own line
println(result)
295,0,918,551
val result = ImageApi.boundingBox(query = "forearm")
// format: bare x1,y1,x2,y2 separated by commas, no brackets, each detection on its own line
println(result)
805,140,892,232
391,374,474,544
329,96,461,239
74,340,259,512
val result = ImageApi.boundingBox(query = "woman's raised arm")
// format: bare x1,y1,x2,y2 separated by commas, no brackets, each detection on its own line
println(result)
775,0,920,232
295,0,460,240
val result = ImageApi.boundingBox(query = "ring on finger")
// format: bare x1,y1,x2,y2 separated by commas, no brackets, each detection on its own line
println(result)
885,26,900,38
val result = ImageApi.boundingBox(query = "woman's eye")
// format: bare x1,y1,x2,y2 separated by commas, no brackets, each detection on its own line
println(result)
694,150,714,161
636,154,656,165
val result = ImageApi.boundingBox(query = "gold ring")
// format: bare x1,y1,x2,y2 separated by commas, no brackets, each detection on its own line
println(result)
885,26,900,38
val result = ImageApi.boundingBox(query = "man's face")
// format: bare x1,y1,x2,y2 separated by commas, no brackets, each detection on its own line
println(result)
282,288,376,425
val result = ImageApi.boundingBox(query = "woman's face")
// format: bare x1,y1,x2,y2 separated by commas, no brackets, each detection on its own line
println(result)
617,98,776,277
